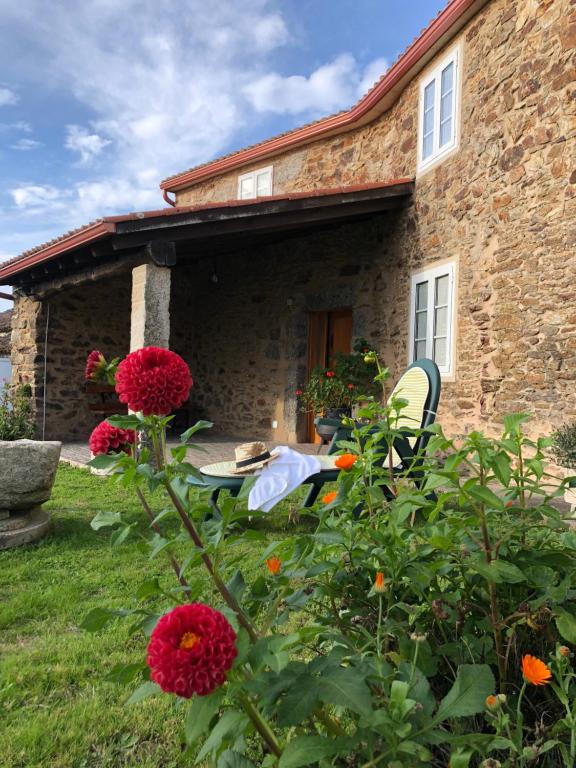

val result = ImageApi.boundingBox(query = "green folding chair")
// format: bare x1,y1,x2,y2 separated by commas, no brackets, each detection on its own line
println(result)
301,358,441,506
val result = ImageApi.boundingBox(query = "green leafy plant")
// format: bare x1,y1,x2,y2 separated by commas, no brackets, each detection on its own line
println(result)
83,347,576,767
551,423,576,469
296,340,379,415
0,381,34,440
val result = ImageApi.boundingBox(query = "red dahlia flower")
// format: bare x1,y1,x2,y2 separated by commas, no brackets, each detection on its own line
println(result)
85,350,105,381
115,347,192,416
89,420,136,455
147,603,237,698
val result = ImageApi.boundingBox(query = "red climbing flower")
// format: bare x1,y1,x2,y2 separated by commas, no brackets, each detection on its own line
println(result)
295,389,303,396
89,420,136,455
147,603,237,698
115,347,192,416
85,350,105,381
326,370,336,378
347,383,354,390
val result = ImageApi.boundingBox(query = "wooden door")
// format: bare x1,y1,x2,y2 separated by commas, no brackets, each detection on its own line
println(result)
305,309,352,442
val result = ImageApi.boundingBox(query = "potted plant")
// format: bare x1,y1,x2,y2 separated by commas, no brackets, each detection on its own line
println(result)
551,423,576,514
297,340,380,441
0,382,61,549
85,350,126,415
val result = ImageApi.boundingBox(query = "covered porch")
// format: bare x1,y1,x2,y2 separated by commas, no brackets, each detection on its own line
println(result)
6,180,414,444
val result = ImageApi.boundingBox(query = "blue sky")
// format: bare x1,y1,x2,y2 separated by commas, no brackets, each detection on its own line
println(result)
0,0,445,307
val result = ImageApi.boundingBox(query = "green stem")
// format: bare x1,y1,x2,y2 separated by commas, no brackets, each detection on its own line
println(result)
151,423,259,643
239,694,282,758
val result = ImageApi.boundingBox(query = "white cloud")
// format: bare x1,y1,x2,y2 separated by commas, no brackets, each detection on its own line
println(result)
10,138,43,151
358,57,388,97
0,120,31,134
11,184,62,209
0,1,387,258
0,88,18,107
244,54,389,115
65,124,111,164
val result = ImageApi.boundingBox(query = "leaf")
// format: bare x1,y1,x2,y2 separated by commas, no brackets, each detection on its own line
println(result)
503,412,530,437
467,484,505,510
125,681,161,705
88,453,123,470
491,452,511,486
185,689,223,745
317,666,372,716
136,578,162,601
195,710,248,764
107,414,142,430
105,662,146,685
449,750,473,768
91,510,122,530
217,750,256,768
471,559,526,584
556,611,576,644
110,523,134,547
279,736,346,768
80,607,121,632
226,570,246,602
277,677,319,727
434,664,495,722
181,420,214,442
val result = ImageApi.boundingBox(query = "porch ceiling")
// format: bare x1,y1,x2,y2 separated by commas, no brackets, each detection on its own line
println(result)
1,179,413,295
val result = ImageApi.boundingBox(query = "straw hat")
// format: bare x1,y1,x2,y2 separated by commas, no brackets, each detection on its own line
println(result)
231,441,278,474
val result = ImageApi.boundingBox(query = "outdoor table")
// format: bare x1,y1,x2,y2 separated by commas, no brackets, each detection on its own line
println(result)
193,454,340,511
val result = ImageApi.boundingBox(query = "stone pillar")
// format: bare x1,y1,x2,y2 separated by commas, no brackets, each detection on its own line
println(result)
130,262,171,351
10,294,47,437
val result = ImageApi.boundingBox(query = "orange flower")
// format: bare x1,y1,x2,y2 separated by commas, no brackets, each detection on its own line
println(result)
322,491,338,504
522,654,552,686
485,694,499,710
265,556,281,575
374,572,385,593
335,453,358,470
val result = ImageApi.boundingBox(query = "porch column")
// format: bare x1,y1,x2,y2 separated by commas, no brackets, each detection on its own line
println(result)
130,262,171,351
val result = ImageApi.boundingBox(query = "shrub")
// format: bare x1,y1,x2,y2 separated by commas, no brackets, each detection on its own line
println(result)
84,349,576,767
0,381,34,440
551,423,576,469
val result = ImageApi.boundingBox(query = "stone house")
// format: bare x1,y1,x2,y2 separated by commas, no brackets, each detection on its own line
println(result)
0,0,574,444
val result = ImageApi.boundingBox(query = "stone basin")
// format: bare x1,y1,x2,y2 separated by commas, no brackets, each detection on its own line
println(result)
0,440,61,549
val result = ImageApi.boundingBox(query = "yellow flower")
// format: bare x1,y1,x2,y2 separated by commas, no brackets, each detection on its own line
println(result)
522,654,552,686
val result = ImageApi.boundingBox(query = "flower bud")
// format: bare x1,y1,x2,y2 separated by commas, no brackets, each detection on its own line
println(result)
497,693,507,705
559,645,571,657
485,694,499,710
410,632,427,643
481,760,502,768
373,571,385,594
363,351,377,364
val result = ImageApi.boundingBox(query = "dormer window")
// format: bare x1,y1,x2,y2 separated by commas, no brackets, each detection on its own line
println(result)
418,47,460,172
237,166,273,199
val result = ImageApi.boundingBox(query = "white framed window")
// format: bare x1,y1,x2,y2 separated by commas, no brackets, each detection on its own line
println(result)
409,262,456,375
417,47,460,172
237,165,273,200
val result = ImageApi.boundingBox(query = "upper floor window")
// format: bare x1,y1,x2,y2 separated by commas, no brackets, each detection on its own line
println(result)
418,47,459,172
409,262,456,376
237,165,273,199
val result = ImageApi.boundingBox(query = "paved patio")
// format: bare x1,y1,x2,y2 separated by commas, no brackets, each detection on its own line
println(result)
60,433,322,467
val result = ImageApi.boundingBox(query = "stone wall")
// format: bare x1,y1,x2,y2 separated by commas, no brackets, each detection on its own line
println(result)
11,272,131,440
173,0,576,440
170,216,403,442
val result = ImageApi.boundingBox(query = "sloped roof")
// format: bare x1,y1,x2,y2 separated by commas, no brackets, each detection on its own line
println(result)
0,179,413,284
160,0,490,193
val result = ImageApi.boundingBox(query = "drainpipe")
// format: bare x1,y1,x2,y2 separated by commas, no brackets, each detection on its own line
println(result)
163,189,176,207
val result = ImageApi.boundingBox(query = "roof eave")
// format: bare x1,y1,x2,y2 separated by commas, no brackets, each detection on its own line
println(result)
160,0,490,193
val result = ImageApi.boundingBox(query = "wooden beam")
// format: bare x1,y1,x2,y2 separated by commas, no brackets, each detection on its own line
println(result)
111,196,409,251
145,240,177,267
17,253,144,298
0,291,13,301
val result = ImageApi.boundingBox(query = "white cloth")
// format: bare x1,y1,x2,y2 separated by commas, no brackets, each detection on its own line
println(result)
248,446,321,512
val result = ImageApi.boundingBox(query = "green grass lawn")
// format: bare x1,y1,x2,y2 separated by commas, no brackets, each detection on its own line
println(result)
0,464,303,768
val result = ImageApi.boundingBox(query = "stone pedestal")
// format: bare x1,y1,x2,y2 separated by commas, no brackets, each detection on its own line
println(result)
0,439,61,550
130,262,171,351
